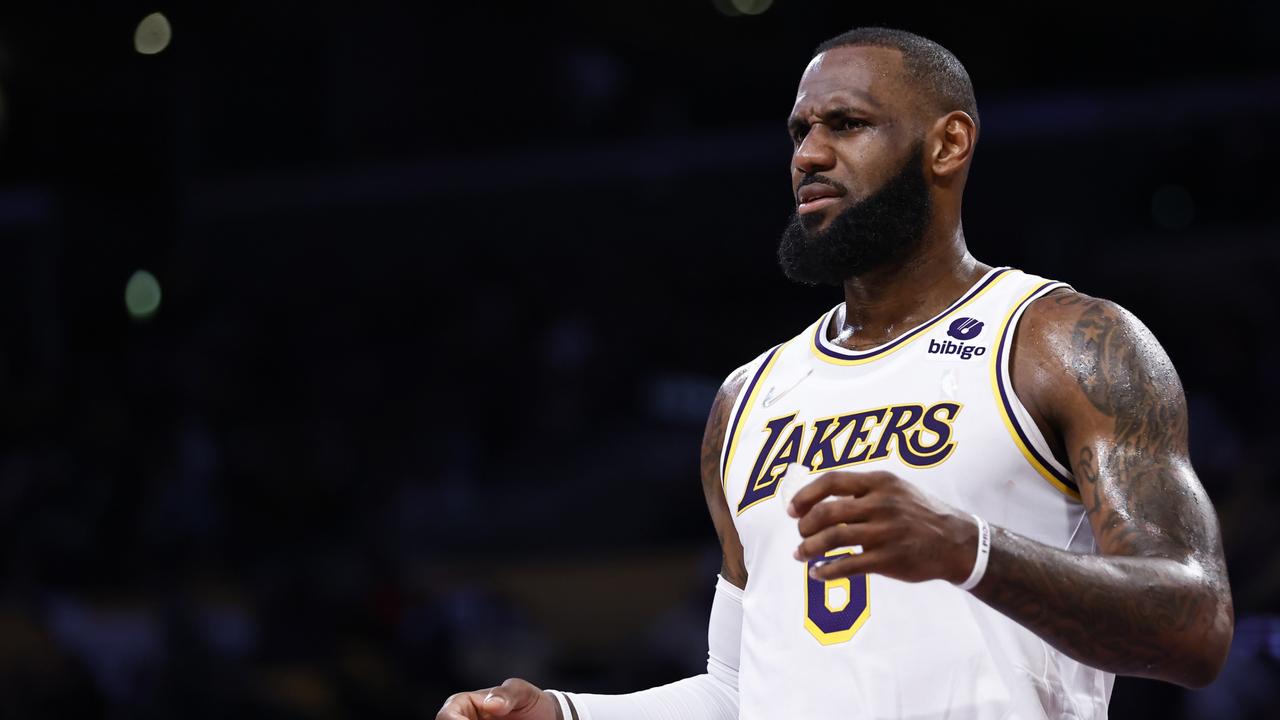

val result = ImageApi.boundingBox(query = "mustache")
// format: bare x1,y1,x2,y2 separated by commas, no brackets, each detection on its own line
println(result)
795,174,850,198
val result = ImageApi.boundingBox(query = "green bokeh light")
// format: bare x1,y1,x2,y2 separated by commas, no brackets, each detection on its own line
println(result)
730,0,773,15
125,269,162,320
134,12,173,55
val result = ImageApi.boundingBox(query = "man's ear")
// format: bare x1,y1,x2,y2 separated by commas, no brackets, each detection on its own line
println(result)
928,111,978,182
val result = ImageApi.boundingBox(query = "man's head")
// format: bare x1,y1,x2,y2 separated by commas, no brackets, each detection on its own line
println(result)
778,27,979,286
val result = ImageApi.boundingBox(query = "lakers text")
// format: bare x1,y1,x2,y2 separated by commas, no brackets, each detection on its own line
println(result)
737,402,963,513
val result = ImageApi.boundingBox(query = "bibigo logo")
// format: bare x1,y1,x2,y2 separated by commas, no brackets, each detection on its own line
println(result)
928,317,987,359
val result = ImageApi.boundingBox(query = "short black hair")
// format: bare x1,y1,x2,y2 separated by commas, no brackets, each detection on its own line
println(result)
813,27,979,134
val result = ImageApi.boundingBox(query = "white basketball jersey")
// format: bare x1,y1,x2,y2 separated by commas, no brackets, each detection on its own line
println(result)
720,267,1114,720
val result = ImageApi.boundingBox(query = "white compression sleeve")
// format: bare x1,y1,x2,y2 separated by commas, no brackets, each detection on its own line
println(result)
552,575,743,720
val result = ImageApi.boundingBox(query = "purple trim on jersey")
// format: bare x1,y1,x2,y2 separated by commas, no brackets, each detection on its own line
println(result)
995,281,1079,495
814,267,1012,361
721,343,784,484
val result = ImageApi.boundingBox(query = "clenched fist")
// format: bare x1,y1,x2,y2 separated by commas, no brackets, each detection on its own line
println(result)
788,470,979,585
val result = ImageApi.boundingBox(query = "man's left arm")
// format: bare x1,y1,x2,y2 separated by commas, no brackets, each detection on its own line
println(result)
790,292,1234,688
969,292,1233,687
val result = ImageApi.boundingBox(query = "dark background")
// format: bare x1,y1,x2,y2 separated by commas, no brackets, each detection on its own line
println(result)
0,1,1277,718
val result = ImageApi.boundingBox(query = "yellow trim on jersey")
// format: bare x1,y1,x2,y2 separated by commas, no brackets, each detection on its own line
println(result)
989,283,1083,502
809,269,1015,366
721,340,791,494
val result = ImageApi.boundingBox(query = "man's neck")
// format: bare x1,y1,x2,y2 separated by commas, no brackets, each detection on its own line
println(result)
832,229,988,350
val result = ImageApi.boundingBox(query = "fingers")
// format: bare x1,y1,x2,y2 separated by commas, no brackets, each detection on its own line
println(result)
794,521,891,562
794,495,882,537
807,549,884,581
485,678,544,716
787,472,902,582
436,678,543,720
787,471,893,518
436,691,487,720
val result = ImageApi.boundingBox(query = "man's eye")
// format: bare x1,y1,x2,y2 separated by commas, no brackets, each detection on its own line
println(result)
791,126,808,142
840,118,868,131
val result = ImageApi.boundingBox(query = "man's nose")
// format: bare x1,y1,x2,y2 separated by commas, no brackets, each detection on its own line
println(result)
792,125,837,175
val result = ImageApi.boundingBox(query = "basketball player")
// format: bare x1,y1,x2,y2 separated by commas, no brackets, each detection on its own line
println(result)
437,27,1233,720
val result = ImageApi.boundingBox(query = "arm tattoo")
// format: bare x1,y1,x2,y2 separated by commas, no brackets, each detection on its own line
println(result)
1071,300,1195,559
972,296,1232,686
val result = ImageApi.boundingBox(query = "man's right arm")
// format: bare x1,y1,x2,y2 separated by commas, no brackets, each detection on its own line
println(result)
437,368,752,720
701,365,751,590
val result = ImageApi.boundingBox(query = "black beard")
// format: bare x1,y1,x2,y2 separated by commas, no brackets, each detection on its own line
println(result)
777,141,931,287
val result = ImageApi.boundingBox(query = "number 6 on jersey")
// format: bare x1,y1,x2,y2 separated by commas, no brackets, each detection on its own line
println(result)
805,548,870,645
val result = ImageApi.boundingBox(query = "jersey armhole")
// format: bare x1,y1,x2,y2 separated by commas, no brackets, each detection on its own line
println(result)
719,342,788,490
990,282,1082,501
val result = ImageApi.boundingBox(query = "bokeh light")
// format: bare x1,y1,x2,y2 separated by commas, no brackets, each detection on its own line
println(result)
711,0,741,16
134,12,172,55
713,0,773,16
731,0,773,15
125,269,162,320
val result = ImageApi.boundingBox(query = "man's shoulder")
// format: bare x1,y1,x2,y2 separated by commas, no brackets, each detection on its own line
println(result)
1015,287,1181,422
1018,289,1144,350
718,342,785,402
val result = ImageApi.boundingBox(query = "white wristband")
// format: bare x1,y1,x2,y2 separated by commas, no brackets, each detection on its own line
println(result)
546,689,575,720
955,513,991,591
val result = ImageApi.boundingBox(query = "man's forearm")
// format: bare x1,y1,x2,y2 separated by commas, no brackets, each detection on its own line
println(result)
971,525,1230,688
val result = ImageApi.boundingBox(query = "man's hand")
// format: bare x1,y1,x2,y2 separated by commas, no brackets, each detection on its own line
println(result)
788,470,977,584
436,678,563,720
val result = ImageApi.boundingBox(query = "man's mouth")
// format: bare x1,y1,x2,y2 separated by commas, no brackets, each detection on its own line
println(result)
798,196,840,214
797,183,844,214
